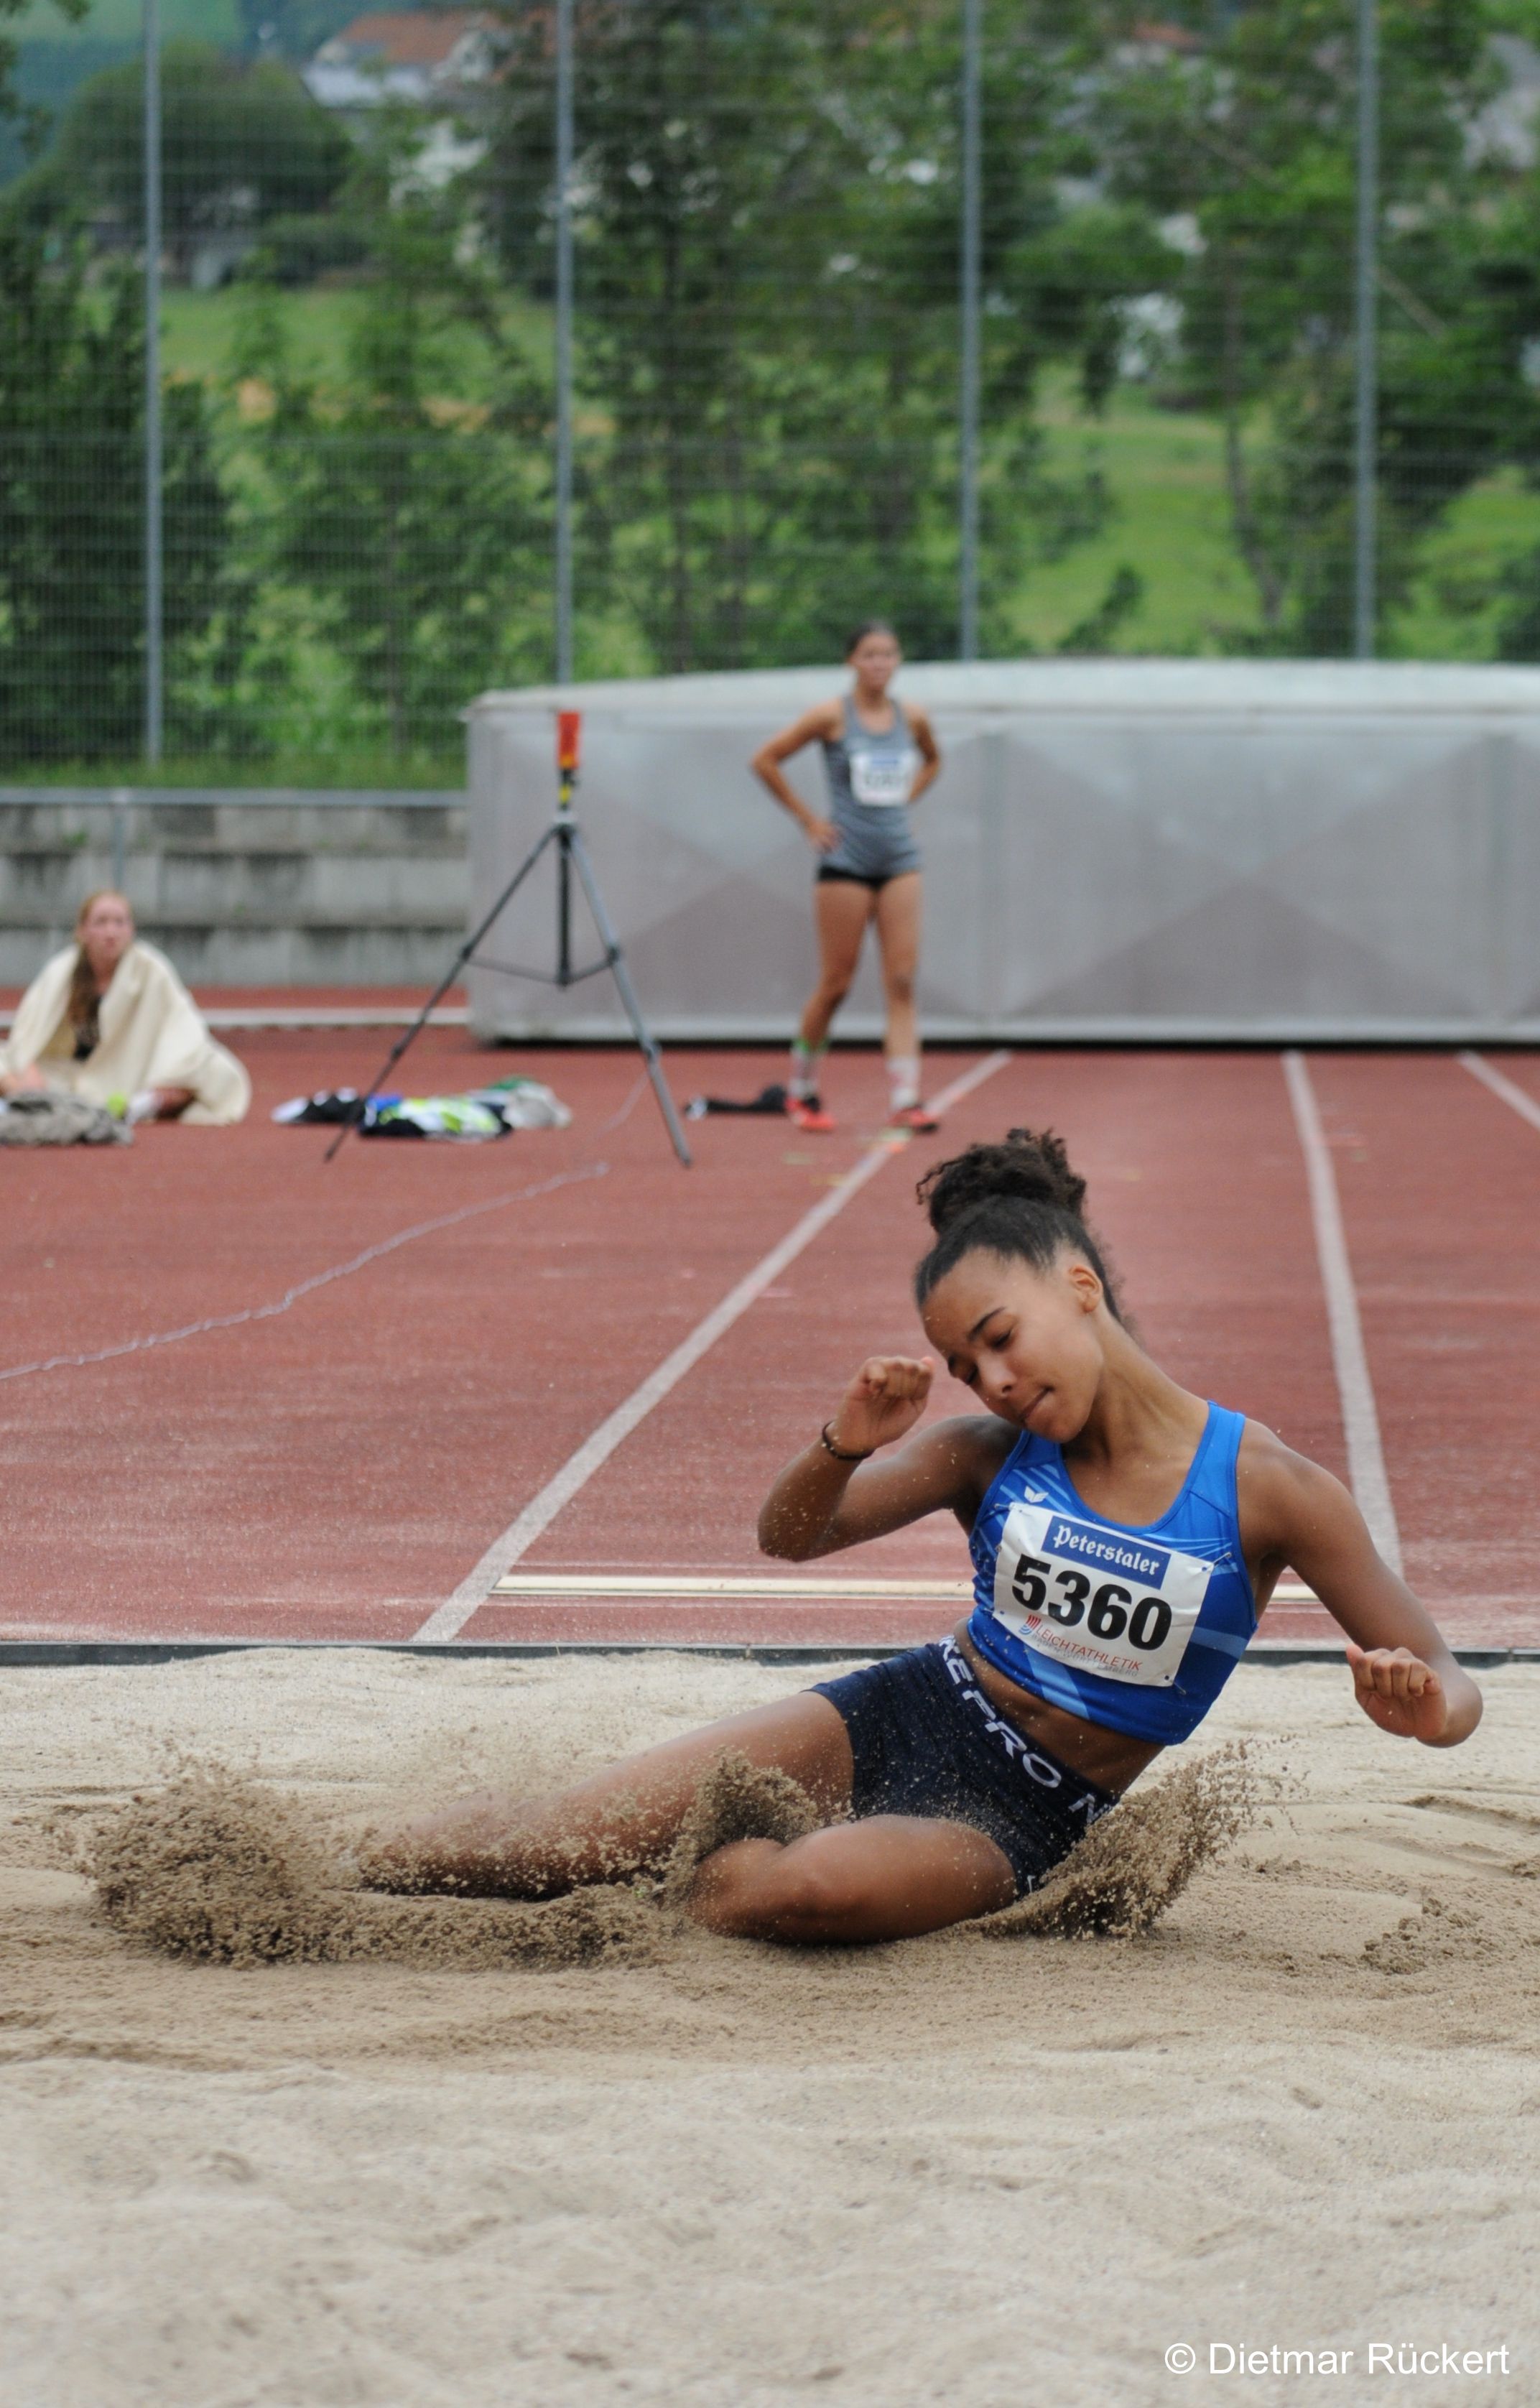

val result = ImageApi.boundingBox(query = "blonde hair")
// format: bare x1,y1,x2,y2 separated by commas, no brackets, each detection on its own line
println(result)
68,889,133,1032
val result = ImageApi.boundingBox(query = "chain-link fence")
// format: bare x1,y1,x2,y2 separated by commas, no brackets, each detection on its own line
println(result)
4,0,1540,785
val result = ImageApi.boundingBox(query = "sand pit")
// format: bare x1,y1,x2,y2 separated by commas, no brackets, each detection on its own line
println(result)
1,1652,1536,2407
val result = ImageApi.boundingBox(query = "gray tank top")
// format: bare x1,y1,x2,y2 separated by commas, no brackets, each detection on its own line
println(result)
817,695,923,881
822,695,919,818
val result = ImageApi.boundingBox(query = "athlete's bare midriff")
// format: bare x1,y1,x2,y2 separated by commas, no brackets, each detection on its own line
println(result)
952,1621,1166,1795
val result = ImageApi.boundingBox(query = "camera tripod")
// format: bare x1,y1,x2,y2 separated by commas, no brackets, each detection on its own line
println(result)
325,716,692,1166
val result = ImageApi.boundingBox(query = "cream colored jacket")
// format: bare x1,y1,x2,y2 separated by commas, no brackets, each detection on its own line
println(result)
0,940,250,1126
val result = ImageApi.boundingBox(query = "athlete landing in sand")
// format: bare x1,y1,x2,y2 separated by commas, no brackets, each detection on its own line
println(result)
368,1130,1481,1944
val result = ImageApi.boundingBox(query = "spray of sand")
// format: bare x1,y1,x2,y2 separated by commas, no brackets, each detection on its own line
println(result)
89,1742,1265,1967
983,1742,1264,1940
88,1749,823,1970
652,1749,827,1917
91,1761,340,1967
89,1761,658,1971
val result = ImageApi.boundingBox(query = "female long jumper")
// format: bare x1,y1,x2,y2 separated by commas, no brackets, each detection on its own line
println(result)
751,622,941,1134
367,1129,1480,1945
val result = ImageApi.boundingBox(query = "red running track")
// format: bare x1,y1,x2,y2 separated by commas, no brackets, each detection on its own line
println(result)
1,1033,1536,1650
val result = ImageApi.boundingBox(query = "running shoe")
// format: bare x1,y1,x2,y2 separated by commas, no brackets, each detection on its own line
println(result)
787,1093,837,1133
887,1102,940,1134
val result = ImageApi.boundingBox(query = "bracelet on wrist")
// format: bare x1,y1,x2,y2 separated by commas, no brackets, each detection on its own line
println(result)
820,1420,873,1463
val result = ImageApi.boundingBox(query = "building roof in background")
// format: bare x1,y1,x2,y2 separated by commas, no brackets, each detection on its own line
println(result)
1128,21,1204,53
317,10,493,69
305,9,496,108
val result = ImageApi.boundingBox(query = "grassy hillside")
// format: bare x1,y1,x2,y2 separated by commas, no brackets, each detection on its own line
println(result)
16,0,238,42
1010,386,1258,656
152,290,1536,667
14,284,1536,787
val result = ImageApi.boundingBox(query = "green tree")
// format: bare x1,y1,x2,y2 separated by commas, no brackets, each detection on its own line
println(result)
1094,0,1534,652
239,151,548,756
46,41,350,277
0,226,232,764
483,0,1160,672
1,0,87,180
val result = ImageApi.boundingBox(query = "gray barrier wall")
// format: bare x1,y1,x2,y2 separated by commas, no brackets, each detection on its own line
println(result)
466,659,1540,1044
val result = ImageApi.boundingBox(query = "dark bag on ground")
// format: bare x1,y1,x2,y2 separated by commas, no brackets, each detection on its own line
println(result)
685,1083,787,1121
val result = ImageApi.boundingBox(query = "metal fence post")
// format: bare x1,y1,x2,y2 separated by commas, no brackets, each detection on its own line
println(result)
111,787,129,893
143,0,164,761
554,0,575,686
1353,0,1378,659
958,0,982,662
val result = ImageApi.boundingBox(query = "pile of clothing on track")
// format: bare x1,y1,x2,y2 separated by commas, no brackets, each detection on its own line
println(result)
272,1075,572,1141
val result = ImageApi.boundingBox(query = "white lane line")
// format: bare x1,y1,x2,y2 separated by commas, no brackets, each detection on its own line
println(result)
489,1571,1320,1603
1281,1051,1402,1573
1458,1049,1540,1134
1,1008,468,1030
494,1574,975,1599
417,1050,1013,1641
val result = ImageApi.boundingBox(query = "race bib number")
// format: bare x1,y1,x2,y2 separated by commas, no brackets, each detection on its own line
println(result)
991,1501,1212,1688
850,748,917,807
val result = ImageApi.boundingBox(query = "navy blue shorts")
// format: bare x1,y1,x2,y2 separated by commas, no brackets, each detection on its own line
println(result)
810,1639,1117,1898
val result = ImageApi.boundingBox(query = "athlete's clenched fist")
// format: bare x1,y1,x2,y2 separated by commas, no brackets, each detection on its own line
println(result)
1345,1641,1450,1742
825,1355,934,1458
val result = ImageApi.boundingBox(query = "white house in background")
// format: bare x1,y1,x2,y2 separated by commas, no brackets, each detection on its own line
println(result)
303,9,498,114
1470,34,1540,170
305,9,498,193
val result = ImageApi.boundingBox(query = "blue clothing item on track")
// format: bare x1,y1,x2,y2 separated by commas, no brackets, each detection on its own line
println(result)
810,1638,1117,1897
819,695,922,884
967,1402,1259,1746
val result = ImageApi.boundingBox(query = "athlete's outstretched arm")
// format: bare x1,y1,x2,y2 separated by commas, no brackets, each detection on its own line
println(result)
1238,1430,1482,1747
758,1354,1011,1560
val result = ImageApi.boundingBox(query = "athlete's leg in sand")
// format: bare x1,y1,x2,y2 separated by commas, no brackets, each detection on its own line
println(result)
362,1692,854,1899
688,1812,1016,1943
799,878,873,1048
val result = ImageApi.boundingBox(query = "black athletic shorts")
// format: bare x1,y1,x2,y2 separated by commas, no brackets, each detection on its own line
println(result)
810,1638,1118,1897
817,864,902,892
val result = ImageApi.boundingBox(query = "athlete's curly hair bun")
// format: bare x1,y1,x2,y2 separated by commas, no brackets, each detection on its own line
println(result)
912,1127,1122,1320
917,1127,1085,1235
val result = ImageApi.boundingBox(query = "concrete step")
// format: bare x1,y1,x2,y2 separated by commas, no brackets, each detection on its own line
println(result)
0,787,470,987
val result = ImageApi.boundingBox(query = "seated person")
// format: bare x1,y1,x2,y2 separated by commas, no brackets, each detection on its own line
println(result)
0,892,250,1125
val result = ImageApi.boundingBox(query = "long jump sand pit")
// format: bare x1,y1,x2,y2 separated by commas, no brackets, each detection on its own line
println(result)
1,1651,1535,2408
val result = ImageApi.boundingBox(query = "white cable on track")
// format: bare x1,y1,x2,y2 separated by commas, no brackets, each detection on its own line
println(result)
0,1161,611,1387
0,1075,651,1391
417,1050,1012,1641
1457,1048,1540,1134
1281,1050,1402,1573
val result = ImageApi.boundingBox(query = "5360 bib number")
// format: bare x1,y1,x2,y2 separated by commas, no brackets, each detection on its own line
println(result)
991,1501,1212,1689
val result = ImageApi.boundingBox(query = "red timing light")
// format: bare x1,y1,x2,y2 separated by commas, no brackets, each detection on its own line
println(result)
557,710,582,772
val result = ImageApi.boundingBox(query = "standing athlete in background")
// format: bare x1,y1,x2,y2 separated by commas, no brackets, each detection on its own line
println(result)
751,622,941,1134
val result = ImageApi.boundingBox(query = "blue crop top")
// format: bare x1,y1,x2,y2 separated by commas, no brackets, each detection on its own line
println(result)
966,1402,1258,1746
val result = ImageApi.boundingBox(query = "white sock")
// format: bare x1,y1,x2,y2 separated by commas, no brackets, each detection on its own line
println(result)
789,1039,825,1101
887,1055,921,1111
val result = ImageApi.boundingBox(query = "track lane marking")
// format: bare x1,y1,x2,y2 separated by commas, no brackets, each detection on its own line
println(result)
417,1050,1013,1641
1282,1051,1403,1573
488,1570,1322,1603
1458,1049,1540,1134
